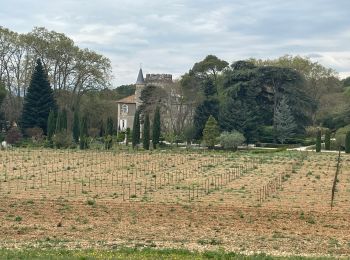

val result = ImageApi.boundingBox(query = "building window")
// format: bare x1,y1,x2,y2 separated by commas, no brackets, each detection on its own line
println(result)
121,104,128,114
119,119,127,131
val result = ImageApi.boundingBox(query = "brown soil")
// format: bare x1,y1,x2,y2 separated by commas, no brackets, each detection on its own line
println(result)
0,149,349,257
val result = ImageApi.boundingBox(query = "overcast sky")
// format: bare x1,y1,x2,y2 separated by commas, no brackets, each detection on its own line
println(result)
1,0,350,86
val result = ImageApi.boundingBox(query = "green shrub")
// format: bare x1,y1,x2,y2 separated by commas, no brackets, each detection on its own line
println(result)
52,132,73,149
104,135,113,150
117,131,125,142
218,131,245,150
335,124,350,149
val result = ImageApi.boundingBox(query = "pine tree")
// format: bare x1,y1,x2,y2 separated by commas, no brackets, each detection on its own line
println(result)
21,59,57,134
152,106,161,149
143,114,150,150
106,117,114,136
274,96,297,144
72,110,80,143
345,131,350,154
79,115,88,149
47,110,56,140
316,129,321,153
202,115,220,149
132,109,141,149
325,130,331,150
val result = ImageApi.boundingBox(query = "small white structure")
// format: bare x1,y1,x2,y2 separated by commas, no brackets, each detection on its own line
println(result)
1,141,8,149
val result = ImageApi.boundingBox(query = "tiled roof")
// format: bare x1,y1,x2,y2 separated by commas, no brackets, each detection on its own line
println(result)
116,94,136,104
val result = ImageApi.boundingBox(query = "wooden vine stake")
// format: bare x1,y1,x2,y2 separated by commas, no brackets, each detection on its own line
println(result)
331,149,341,209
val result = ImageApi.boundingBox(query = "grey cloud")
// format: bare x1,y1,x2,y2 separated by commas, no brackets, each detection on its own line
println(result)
1,0,349,85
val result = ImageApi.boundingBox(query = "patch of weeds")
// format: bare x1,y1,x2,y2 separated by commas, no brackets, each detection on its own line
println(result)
306,216,316,224
14,216,22,222
197,238,222,246
86,199,96,206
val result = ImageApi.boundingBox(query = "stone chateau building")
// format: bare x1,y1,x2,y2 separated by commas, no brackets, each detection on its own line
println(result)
116,69,172,131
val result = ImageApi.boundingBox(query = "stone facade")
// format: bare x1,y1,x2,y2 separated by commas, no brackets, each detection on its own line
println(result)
116,69,173,131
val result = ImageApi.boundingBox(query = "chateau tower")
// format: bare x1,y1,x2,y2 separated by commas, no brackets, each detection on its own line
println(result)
135,68,145,109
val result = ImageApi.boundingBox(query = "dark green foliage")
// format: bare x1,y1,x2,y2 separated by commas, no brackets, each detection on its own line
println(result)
343,76,350,87
219,61,314,143
325,130,331,150
194,98,219,139
106,117,114,136
192,55,228,80
316,129,321,153
55,110,67,133
117,131,126,143
21,59,57,134
132,109,141,149
152,106,161,149
202,115,220,149
0,80,6,106
143,114,150,150
202,78,217,97
79,115,88,149
99,120,105,137
72,111,80,143
104,135,113,150
126,127,131,146
219,98,259,144
47,110,56,140
345,131,350,154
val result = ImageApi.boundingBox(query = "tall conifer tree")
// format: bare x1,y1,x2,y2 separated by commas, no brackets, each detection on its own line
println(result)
47,110,56,140
21,59,57,133
143,114,150,150
132,109,141,149
152,106,161,149
72,110,80,143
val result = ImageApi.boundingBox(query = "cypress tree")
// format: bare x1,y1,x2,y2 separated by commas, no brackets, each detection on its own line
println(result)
55,110,67,133
325,130,331,150
126,127,131,146
316,129,321,153
47,110,56,140
132,109,140,149
72,111,80,143
345,131,350,154
106,117,114,136
21,59,57,134
152,106,161,149
79,115,88,149
143,114,150,150
99,120,105,137
55,110,62,133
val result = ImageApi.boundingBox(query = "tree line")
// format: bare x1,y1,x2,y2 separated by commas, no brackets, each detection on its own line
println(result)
1,26,350,151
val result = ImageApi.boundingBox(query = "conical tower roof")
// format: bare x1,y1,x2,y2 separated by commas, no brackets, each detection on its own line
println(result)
136,68,145,84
